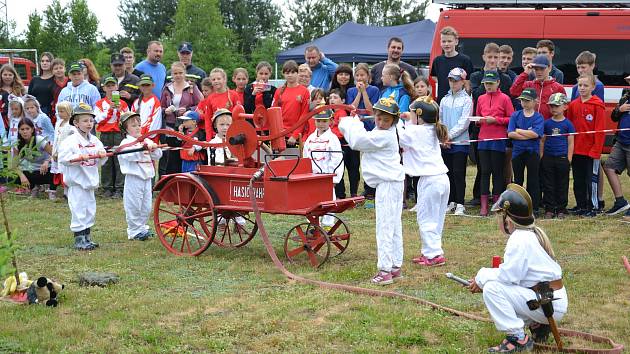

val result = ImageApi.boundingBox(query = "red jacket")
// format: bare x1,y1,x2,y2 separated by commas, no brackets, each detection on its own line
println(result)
201,90,241,139
476,91,514,140
510,72,566,119
566,95,606,159
272,85,310,139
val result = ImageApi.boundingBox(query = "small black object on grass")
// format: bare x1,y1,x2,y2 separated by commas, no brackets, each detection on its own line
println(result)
78,272,120,287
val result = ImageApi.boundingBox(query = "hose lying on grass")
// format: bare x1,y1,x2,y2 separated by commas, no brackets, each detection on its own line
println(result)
247,175,624,354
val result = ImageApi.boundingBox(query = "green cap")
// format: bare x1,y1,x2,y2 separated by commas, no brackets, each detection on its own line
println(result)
102,76,117,86
68,62,83,73
517,88,537,101
547,93,569,106
138,74,154,86
481,70,500,84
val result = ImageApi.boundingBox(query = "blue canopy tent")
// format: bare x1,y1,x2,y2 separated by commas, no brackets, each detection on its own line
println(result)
276,20,436,64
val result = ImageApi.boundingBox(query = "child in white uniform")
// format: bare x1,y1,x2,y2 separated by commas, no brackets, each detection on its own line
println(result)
339,94,405,285
468,184,568,352
58,103,107,250
303,107,344,227
399,97,450,267
208,109,236,166
118,112,163,241
50,101,75,199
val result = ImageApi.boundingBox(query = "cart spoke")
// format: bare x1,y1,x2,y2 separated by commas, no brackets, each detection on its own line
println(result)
158,208,178,216
307,249,319,267
184,188,199,212
287,246,305,258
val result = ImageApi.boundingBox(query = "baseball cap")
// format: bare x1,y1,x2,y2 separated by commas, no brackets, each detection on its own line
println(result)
102,76,117,86
481,70,500,84
531,55,550,68
68,62,83,73
448,67,467,81
517,88,537,101
110,53,125,65
179,111,200,122
138,74,154,86
547,93,569,106
178,42,193,53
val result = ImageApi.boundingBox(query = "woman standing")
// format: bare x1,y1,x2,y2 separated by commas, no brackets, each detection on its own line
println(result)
1,64,26,127
330,64,354,98
27,52,56,117
160,61,203,175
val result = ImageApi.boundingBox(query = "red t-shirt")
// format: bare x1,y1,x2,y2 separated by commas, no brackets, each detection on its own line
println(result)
272,85,310,138
234,90,244,106
201,89,240,137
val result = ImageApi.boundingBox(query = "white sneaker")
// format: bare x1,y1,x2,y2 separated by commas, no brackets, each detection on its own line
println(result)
446,202,456,213
453,204,466,216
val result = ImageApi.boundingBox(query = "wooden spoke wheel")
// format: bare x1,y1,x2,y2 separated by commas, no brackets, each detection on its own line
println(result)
284,223,330,268
154,176,217,256
323,214,351,257
212,211,258,248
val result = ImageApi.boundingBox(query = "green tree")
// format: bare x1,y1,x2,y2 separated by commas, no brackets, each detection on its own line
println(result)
163,0,244,76
68,0,99,52
218,0,282,60
24,12,43,51
118,0,178,54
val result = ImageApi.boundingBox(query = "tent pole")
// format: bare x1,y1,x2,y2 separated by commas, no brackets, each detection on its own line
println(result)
275,62,278,81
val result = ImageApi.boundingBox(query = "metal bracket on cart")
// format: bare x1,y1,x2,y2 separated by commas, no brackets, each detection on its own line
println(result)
264,154,301,181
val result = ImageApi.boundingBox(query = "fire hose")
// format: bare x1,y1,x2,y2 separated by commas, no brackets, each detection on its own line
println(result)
246,173,624,353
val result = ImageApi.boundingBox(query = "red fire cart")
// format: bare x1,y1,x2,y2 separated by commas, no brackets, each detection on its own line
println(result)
152,105,363,268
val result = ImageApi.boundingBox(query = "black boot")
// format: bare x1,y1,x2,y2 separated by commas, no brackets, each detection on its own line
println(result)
74,231,94,251
84,228,99,248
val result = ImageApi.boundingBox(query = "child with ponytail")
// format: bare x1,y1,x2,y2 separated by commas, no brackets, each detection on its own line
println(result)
399,97,450,267
380,63,414,116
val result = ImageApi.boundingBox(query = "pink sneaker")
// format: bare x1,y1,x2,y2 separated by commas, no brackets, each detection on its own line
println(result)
412,255,427,264
391,267,403,280
371,270,393,285
416,255,446,267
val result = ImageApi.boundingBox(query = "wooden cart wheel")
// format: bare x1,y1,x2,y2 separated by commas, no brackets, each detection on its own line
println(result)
284,223,330,268
154,176,217,256
321,214,351,257
212,211,257,247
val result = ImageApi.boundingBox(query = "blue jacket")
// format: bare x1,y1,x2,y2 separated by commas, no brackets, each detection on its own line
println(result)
440,89,473,145
23,95,55,143
611,89,630,145
57,80,101,111
309,57,338,90
381,84,410,113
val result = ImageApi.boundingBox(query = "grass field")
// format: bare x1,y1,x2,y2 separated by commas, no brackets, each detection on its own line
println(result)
0,168,629,353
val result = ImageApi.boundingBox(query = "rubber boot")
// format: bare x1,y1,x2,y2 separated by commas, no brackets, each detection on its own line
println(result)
480,195,489,217
84,228,99,248
74,231,94,251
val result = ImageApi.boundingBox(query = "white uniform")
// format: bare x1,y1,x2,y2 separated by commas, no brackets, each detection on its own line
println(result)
118,135,163,238
475,229,568,335
399,124,450,259
303,128,344,227
51,120,74,174
339,116,405,272
58,132,107,233
132,95,162,138
208,135,234,165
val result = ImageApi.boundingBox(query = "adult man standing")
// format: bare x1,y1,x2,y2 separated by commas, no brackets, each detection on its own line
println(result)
120,47,144,77
134,41,167,99
371,37,418,91
304,45,337,90
101,54,140,107
166,42,207,89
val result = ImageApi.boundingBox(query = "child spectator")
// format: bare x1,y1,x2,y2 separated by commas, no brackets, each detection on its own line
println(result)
132,74,162,142
498,45,517,81
201,68,239,136
507,88,544,215
521,47,537,70
413,76,431,101
51,58,68,123
232,68,248,105
50,101,74,199
272,60,310,147
244,62,276,114
604,80,630,219
58,103,107,250
309,88,325,112
297,64,316,93
510,55,566,120
469,184,567,353
178,111,205,173
23,95,55,143
381,63,414,115
541,93,574,218
303,107,344,228
330,64,354,99
570,51,604,102
440,68,472,216
14,118,53,198
57,62,101,110
5,95,25,148
470,43,513,103
476,70,514,216
339,94,405,285
200,77,213,98
208,109,236,166
400,97,450,267
430,26,473,103
95,76,129,198
118,112,162,241
566,73,606,217
531,40,564,84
